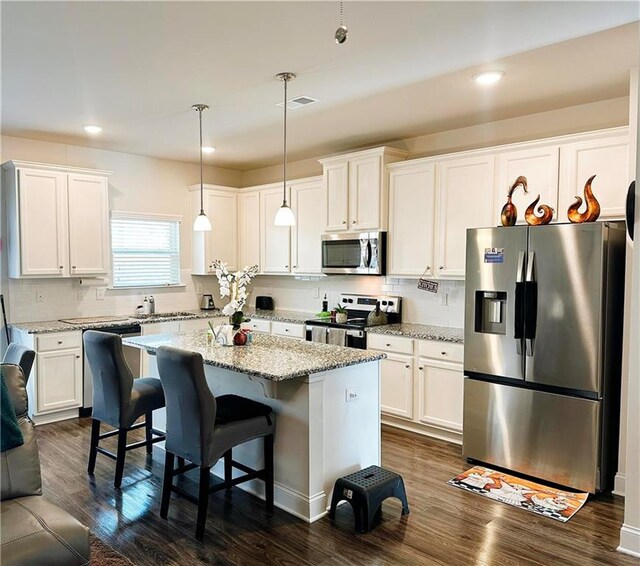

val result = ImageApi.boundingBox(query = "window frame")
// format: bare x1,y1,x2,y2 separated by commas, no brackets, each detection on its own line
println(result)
109,210,184,290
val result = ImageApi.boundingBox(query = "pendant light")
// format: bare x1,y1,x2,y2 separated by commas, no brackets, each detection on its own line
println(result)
274,72,296,227
192,104,212,232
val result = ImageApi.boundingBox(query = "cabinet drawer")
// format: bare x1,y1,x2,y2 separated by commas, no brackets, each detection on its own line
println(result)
243,319,271,333
37,332,82,352
367,333,414,355
418,340,463,364
271,321,305,339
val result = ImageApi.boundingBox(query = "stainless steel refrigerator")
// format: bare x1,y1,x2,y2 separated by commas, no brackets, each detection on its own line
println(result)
463,222,626,493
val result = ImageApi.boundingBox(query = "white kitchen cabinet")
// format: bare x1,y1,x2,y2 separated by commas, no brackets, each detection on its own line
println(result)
67,173,110,275
379,353,414,420
323,161,349,232
238,190,261,270
260,186,292,274
559,132,629,220
3,162,112,279
495,145,560,224
179,317,226,332
271,321,306,340
388,161,437,277
11,329,83,424
417,358,464,433
291,179,323,274
190,186,238,274
435,154,495,279
242,318,271,333
319,147,407,233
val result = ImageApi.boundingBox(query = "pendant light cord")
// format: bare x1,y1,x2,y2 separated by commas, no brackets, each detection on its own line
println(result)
339,1,343,26
198,107,204,214
282,76,288,206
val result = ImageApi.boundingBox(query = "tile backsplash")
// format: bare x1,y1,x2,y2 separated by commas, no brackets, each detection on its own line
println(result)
8,271,464,329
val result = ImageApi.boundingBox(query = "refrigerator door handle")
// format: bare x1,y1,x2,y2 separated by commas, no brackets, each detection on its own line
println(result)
525,252,537,357
514,251,526,355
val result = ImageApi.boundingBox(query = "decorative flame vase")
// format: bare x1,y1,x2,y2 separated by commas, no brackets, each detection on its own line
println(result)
568,174,601,223
525,195,554,226
500,176,528,227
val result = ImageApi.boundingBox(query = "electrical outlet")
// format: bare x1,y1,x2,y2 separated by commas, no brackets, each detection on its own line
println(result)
77,288,85,302
312,287,319,299
96,287,106,301
35,290,44,303
440,293,448,307
345,388,359,403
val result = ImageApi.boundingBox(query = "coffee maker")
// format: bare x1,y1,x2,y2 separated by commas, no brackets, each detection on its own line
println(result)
200,294,215,310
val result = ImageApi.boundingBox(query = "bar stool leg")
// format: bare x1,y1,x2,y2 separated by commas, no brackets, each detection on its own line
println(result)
114,429,128,489
87,419,101,475
224,449,233,490
177,457,185,469
160,451,175,519
145,412,153,455
196,466,211,540
264,434,274,512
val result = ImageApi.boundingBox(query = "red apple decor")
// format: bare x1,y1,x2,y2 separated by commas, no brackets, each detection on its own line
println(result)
233,329,248,346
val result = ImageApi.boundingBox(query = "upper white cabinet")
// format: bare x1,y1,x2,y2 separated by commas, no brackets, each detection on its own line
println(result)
319,147,407,233
67,173,110,275
388,161,436,277
237,189,261,270
261,186,291,274
559,131,629,220
436,154,495,279
190,185,238,275
291,179,323,274
495,146,560,224
4,161,111,279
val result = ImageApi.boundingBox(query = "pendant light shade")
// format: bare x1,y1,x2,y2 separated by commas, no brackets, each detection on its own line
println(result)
192,104,212,232
274,72,296,227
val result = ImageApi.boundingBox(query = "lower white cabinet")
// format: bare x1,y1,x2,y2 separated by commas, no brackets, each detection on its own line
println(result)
380,353,414,419
271,321,306,339
417,358,463,433
370,335,464,443
12,329,83,424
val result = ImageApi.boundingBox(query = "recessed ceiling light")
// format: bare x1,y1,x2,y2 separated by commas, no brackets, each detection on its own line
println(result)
202,146,216,154
83,125,103,134
472,71,504,85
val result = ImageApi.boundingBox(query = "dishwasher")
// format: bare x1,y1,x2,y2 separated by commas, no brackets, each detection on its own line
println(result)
82,324,142,412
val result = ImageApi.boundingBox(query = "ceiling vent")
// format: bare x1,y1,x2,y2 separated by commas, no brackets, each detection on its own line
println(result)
276,96,318,110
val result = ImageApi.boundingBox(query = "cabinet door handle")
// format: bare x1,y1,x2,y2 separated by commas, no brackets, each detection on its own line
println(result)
439,266,444,270
405,364,410,369
386,343,391,347
59,265,64,269
342,221,347,225
419,366,424,371
72,265,76,269
76,355,81,359
352,220,356,224
293,265,297,269
426,266,431,271
58,340,63,344
285,265,289,269
285,329,289,332
441,351,447,356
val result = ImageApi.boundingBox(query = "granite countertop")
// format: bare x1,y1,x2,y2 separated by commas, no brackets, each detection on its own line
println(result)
124,331,385,381
10,309,224,334
243,308,315,324
367,323,464,344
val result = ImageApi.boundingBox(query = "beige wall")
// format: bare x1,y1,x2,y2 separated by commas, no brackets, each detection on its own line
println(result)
240,96,630,187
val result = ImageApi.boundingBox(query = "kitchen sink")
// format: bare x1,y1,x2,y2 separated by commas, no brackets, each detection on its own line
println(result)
131,311,196,320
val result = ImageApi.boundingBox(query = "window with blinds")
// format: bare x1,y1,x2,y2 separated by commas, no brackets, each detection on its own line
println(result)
110,213,181,288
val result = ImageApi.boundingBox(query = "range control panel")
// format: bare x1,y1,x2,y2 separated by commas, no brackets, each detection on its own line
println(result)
340,294,401,314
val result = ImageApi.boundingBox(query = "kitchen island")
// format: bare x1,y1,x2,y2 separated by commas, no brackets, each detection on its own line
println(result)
124,331,384,522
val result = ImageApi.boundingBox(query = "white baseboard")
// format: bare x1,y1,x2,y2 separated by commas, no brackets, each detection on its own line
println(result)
31,408,79,426
381,415,462,445
613,473,626,497
618,523,640,558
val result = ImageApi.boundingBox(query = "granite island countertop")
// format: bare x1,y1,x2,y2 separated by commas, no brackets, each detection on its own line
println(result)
367,323,464,344
124,330,385,381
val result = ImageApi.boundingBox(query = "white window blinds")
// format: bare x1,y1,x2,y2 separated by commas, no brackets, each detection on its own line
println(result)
111,212,181,288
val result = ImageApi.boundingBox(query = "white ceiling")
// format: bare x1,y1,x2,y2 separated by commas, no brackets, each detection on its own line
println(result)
2,1,639,170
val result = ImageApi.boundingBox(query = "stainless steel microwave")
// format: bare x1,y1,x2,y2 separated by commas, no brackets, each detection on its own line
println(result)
321,232,386,275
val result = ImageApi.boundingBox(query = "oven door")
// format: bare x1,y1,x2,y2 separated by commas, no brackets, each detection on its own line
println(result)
321,233,370,274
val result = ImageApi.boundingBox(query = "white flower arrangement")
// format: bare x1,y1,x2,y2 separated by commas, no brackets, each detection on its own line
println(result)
212,260,259,319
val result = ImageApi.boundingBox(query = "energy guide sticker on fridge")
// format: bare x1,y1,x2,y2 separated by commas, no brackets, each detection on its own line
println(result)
484,248,505,264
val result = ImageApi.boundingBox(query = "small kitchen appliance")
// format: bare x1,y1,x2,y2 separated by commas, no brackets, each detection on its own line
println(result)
255,296,274,310
463,222,625,493
201,294,216,310
305,293,400,349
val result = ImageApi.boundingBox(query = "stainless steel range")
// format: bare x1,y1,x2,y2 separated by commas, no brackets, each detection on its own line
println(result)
305,293,401,349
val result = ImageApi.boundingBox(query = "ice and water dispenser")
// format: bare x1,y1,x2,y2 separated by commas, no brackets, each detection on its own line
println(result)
474,291,507,335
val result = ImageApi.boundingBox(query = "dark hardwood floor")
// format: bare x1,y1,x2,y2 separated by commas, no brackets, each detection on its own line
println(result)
35,418,635,566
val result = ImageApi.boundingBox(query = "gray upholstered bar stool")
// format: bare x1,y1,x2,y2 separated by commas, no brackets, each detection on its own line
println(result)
156,345,275,540
83,330,166,488
2,343,36,381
